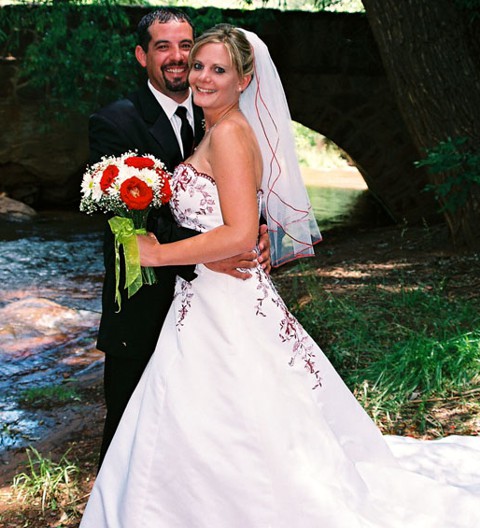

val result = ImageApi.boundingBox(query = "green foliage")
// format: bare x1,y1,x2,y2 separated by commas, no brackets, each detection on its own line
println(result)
239,0,364,12
19,384,80,407
415,137,480,213
13,447,80,512
312,0,364,11
187,6,232,34
0,2,256,120
287,265,480,427
0,0,137,120
293,121,318,152
292,121,349,168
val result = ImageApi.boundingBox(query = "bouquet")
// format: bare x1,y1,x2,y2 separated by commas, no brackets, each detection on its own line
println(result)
80,151,172,310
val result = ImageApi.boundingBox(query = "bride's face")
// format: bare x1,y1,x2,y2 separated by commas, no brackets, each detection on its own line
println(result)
189,42,248,111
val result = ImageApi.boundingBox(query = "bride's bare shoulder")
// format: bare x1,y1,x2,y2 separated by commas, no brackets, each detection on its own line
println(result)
210,113,254,147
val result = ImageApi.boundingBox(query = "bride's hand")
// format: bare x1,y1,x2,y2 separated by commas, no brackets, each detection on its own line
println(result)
137,233,161,267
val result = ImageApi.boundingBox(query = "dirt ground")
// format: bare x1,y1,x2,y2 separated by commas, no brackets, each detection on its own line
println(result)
0,221,479,527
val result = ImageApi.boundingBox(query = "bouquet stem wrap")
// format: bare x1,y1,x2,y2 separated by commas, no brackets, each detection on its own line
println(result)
109,216,157,312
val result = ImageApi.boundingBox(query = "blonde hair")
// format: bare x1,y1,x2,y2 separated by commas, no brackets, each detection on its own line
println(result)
189,24,254,79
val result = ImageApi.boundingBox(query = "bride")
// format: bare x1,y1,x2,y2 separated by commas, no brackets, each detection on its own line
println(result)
80,25,480,527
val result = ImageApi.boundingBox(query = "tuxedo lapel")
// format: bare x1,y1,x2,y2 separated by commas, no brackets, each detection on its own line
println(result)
135,84,183,170
150,112,183,169
132,84,204,168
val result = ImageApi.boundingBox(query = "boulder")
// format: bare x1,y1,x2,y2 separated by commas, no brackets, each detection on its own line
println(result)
0,193,37,221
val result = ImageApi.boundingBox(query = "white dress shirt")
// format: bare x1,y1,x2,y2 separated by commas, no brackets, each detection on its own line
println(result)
147,80,195,157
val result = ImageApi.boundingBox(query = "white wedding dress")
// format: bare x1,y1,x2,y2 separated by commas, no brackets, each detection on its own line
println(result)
81,163,480,528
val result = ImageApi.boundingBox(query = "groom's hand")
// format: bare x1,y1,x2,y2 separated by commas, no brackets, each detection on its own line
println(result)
257,224,271,275
205,250,258,280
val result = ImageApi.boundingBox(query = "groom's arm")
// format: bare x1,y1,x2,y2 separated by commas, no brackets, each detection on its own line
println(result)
89,109,133,164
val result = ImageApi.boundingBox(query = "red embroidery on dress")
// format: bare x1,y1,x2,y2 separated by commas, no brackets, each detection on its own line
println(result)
273,294,322,389
170,164,216,232
254,268,269,317
256,268,321,389
175,279,194,330
184,163,216,185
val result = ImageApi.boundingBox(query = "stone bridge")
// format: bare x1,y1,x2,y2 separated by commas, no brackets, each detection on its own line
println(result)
0,8,437,223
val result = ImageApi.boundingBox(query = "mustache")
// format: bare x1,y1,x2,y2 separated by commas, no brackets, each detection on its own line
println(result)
162,61,188,70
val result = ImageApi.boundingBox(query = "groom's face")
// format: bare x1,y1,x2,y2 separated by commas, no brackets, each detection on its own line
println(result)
135,20,194,103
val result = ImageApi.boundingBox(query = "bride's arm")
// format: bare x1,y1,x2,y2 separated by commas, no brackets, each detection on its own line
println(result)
138,120,260,267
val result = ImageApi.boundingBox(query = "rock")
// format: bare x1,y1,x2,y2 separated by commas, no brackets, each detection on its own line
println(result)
0,297,100,358
0,193,37,221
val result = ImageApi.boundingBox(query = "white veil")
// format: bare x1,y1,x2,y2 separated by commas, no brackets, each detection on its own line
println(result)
239,29,322,267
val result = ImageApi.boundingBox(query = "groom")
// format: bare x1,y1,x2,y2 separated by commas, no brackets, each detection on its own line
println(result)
89,8,270,467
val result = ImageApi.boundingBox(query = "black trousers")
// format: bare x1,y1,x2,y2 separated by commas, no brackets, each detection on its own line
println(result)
98,353,151,469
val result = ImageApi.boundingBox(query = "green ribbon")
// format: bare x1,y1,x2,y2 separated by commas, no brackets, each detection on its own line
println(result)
108,216,147,312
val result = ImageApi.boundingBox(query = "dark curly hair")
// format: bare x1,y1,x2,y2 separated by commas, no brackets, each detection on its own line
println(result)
136,8,195,52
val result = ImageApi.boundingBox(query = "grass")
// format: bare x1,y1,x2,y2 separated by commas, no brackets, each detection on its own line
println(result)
283,262,480,434
12,447,80,513
18,384,81,408
2,225,479,526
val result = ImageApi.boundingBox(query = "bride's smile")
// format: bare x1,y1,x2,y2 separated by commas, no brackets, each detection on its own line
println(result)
189,42,250,127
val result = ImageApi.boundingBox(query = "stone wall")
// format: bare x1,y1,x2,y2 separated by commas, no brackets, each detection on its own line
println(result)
0,7,437,222
0,56,88,206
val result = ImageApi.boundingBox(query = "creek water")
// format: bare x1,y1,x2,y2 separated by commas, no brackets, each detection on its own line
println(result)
0,211,106,453
308,185,366,231
0,176,366,454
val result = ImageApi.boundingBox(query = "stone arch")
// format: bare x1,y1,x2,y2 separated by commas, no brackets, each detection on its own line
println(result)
0,7,438,222
252,9,438,223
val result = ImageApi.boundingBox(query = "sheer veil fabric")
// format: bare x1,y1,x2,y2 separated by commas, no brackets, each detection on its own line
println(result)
239,29,322,267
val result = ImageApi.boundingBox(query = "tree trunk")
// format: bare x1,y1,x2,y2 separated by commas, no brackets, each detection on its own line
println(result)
361,0,480,248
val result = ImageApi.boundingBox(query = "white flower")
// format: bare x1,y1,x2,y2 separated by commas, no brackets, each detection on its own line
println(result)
80,172,95,198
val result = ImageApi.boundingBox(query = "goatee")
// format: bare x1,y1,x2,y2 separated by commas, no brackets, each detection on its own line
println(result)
165,79,189,93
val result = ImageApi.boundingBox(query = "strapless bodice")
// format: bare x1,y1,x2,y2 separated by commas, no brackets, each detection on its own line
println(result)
169,163,223,233
170,163,263,233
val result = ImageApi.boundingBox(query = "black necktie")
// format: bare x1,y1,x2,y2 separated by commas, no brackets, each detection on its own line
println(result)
175,106,194,158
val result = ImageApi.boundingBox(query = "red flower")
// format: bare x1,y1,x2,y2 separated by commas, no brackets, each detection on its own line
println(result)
161,178,172,204
100,164,119,192
124,156,155,169
120,177,153,210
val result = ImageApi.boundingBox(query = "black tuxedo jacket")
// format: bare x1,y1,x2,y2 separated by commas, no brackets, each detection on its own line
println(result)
89,83,204,361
